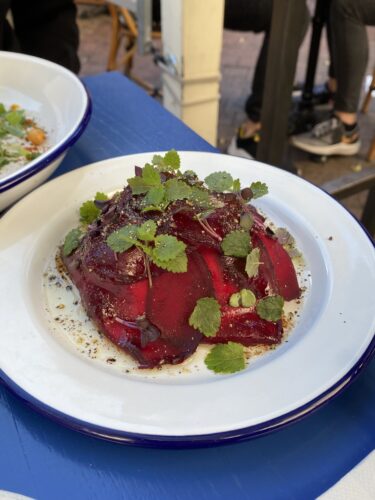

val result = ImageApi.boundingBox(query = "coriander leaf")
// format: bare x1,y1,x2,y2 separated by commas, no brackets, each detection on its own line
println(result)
240,289,256,307
80,200,101,225
143,185,165,207
95,192,109,201
106,224,139,253
205,342,245,374
165,178,192,202
240,213,253,230
63,228,82,256
189,297,221,337
232,178,241,192
221,230,251,258
137,220,157,241
5,109,24,126
256,295,284,322
204,171,233,192
245,248,261,278
250,181,268,199
152,251,188,273
152,234,186,262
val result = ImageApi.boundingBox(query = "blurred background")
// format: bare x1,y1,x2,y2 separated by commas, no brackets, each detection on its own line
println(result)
75,0,375,222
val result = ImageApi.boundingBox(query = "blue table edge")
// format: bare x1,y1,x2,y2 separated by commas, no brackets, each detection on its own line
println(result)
1,335,374,449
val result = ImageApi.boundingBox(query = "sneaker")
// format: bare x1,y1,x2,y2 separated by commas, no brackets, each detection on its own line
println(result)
227,129,260,159
290,117,360,156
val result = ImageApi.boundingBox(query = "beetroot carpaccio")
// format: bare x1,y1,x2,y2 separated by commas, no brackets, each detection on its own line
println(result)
62,151,302,374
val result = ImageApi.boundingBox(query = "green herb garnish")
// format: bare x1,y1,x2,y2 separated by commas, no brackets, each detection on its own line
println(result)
189,297,221,337
63,228,83,256
229,289,256,308
221,230,251,258
245,248,261,278
256,295,284,321
205,342,245,374
250,181,268,199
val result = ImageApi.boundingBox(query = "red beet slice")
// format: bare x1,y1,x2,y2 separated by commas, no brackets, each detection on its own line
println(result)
146,252,213,361
204,305,282,346
200,248,238,304
254,232,300,301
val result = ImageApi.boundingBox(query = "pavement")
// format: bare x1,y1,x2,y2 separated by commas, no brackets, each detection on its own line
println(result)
77,4,375,221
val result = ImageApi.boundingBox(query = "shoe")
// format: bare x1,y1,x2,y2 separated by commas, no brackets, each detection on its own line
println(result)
290,116,360,156
227,129,260,160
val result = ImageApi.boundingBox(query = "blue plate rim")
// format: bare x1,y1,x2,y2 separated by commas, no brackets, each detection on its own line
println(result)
1,335,374,448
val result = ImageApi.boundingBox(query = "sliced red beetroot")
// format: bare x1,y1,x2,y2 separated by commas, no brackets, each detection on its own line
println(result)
146,252,213,360
254,232,300,301
200,248,238,304
204,305,282,346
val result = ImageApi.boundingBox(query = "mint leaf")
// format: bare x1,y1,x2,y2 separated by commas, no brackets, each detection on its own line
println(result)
106,224,139,253
80,200,100,225
152,234,186,262
152,150,181,171
221,230,251,258
240,213,253,230
95,192,109,201
204,171,233,192
189,186,211,208
165,178,192,202
232,178,241,192
256,295,284,322
229,289,256,308
63,228,82,256
250,181,268,199
143,185,165,207
205,342,245,374
137,220,157,241
163,149,180,170
245,248,261,278
128,164,161,194
189,297,221,337
152,252,188,273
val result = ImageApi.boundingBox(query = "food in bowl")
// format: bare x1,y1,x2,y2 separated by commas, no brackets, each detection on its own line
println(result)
61,151,302,374
0,102,47,178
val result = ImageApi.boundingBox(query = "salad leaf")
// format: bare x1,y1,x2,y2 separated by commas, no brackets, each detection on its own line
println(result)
205,342,245,374
256,295,284,322
63,228,83,256
189,297,221,337
250,181,268,199
204,171,233,192
221,230,251,258
152,234,186,262
106,225,139,252
245,248,261,278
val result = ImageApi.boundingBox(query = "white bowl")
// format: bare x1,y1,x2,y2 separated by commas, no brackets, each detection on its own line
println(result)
0,51,91,211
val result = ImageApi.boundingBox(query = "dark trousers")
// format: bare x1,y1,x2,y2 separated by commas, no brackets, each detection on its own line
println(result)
224,0,309,123
330,0,375,113
0,0,80,73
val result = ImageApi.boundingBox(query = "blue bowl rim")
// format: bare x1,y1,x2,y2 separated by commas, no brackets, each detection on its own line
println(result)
0,56,92,194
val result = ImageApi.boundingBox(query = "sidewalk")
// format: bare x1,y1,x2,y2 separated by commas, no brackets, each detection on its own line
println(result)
77,6,375,221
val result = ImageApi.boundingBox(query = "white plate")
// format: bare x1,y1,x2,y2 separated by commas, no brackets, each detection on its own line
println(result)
0,152,374,446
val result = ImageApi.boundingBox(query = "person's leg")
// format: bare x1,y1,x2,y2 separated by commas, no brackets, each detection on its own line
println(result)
291,0,375,156
331,0,375,122
224,0,273,133
11,0,80,73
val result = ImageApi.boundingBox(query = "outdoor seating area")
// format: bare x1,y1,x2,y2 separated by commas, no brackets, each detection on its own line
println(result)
0,2,374,500
77,1,375,233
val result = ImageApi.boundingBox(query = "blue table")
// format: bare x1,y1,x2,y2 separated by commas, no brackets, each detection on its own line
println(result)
0,72,374,500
